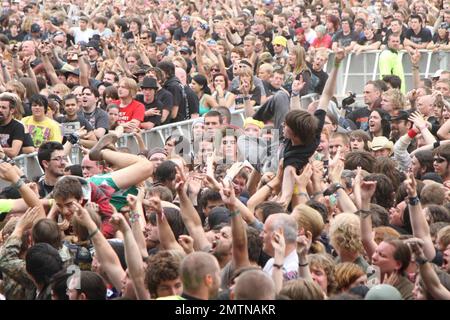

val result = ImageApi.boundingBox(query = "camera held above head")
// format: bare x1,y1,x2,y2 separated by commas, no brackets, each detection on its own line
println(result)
342,92,356,109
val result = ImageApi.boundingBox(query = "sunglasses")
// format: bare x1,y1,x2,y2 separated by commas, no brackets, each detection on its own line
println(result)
434,157,447,163
211,68,220,72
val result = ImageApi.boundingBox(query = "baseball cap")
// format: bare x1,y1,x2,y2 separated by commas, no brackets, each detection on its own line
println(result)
368,136,394,154
364,284,402,300
180,46,192,54
207,207,231,230
272,36,287,47
433,69,444,79
390,110,411,121
155,36,166,44
206,38,217,46
199,22,209,31
439,22,449,30
31,23,41,33
140,76,158,89
244,117,265,129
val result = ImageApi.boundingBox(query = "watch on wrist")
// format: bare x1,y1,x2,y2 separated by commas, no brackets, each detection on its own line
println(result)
416,257,428,266
409,196,420,206
323,183,343,196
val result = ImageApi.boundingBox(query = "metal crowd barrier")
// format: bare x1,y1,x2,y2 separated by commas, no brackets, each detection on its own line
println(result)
3,94,317,185
3,48,449,184
325,50,450,96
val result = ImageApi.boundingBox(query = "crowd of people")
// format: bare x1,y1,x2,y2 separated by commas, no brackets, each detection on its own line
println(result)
0,0,449,301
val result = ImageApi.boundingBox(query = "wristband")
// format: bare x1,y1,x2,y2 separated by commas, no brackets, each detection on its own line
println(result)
273,263,283,269
433,141,441,149
11,178,25,190
407,128,418,139
230,210,240,217
265,184,274,192
416,257,428,265
298,262,309,267
409,196,420,206
334,62,341,68
87,228,100,240
129,211,140,223
297,192,309,199
357,209,371,219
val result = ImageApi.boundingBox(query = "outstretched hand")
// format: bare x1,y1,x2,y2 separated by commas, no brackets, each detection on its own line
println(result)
404,171,417,198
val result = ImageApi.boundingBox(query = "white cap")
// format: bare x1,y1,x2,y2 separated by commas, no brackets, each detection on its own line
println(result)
433,69,444,79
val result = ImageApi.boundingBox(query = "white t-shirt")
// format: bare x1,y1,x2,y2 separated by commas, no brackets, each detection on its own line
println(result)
263,249,299,281
71,27,95,44
305,29,317,44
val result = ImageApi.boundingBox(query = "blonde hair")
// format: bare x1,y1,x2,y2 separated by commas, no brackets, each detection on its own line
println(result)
287,45,308,75
172,56,187,71
329,213,364,254
119,77,139,97
437,225,450,250
292,204,325,254
239,68,255,91
382,89,406,112
280,279,324,300
373,226,400,244
308,253,337,294
51,83,71,98
334,262,365,292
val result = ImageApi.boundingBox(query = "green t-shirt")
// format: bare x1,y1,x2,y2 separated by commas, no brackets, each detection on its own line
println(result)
88,173,138,210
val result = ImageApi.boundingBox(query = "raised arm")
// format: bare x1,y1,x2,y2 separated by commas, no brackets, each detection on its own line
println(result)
176,167,210,251
127,193,149,259
404,172,436,260
72,202,126,291
220,179,250,269
407,239,450,300
318,48,345,111
355,169,378,259
110,213,151,300
0,163,45,217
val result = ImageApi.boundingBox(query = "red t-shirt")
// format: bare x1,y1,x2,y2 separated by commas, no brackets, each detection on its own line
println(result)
113,99,145,124
311,35,332,49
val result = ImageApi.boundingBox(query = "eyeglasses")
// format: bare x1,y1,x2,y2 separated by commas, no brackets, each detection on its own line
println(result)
434,157,447,163
222,139,236,145
50,156,68,162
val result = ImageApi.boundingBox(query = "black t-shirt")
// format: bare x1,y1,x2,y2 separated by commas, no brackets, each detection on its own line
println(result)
232,86,262,106
282,109,326,171
332,31,359,47
80,108,109,131
136,94,164,126
156,88,173,112
38,175,54,198
0,119,25,150
432,32,449,44
7,32,25,43
57,115,94,135
357,33,382,45
173,27,194,41
164,77,185,122
307,62,329,95
405,27,432,44
346,107,371,131
172,85,199,122
382,29,406,45
185,85,199,118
